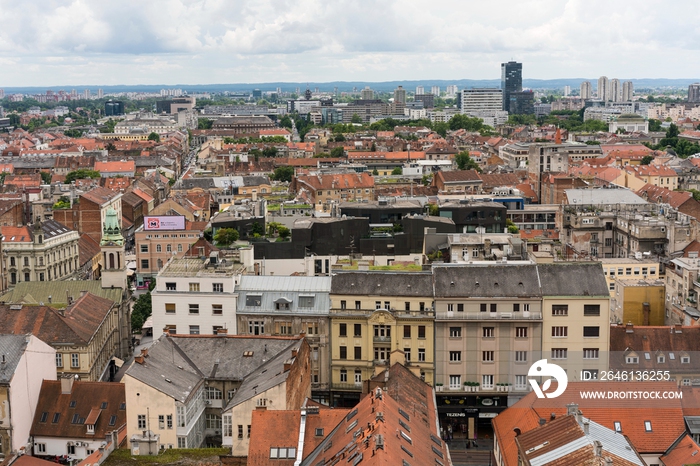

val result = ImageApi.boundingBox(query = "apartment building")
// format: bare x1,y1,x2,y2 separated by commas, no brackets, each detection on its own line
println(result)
292,172,375,207
328,272,435,407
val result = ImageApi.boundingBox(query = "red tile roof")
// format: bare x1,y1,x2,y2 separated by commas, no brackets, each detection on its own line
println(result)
131,188,154,204
1,226,31,242
295,172,375,191
436,169,482,182
80,186,121,206
78,233,101,267
347,151,426,161
636,184,691,208
659,434,700,466
94,160,135,173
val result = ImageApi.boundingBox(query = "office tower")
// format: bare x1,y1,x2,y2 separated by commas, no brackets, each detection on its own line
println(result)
415,86,424,95
431,86,440,96
501,61,523,111
689,83,700,103
580,81,592,99
461,88,503,114
610,79,621,102
622,81,634,102
361,86,374,100
394,86,406,105
597,76,609,101
509,90,535,115
563,86,571,97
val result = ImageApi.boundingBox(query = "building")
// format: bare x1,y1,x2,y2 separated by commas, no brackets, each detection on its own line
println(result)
236,276,331,403
414,93,435,109
104,100,124,116
598,76,609,101
328,272,435,407
461,88,503,114
432,170,482,194
2,219,79,285
123,334,310,452
51,187,122,243
360,87,374,100
0,335,56,458
622,81,634,102
612,278,665,325
393,86,406,105
610,78,621,102
508,90,534,115
150,249,250,337
30,378,126,461
598,257,662,294
689,83,700,103
292,172,375,208
609,114,649,133
93,160,136,178
501,61,522,112
580,81,593,99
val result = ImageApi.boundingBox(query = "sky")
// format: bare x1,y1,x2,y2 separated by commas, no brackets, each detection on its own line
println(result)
0,0,698,87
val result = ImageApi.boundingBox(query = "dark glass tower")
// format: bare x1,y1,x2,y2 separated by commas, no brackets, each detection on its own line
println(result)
501,61,522,111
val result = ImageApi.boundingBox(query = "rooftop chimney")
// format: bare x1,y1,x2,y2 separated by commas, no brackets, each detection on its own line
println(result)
604,456,613,466
583,420,590,435
642,302,651,326
135,355,145,364
140,348,148,357
625,322,634,333
594,440,603,457
566,403,579,416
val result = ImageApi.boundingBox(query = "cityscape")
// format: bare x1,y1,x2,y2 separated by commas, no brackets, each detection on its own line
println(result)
2,1,700,466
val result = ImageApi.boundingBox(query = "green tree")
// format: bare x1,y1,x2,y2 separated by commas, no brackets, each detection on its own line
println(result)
64,169,101,184
52,196,71,209
428,204,439,216
641,155,654,165
330,147,345,158
506,219,519,234
249,148,262,162
433,122,448,137
63,129,82,138
250,221,265,237
334,133,346,142
279,115,293,129
449,114,484,132
372,168,379,176
271,166,294,182
648,119,662,132
278,226,291,239
214,228,239,246
147,132,160,142
421,173,433,186
351,113,362,124
197,118,213,129
454,151,481,172
40,171,52,184
391,167,403,175
262,147,278,158
131,292,152,333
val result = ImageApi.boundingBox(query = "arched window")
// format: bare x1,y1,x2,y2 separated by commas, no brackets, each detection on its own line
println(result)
166,244,172,253
177,244,183,252
156,244,162,253
109,253,115,269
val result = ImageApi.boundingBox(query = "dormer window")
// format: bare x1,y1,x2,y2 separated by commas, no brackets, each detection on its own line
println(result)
274,297,292,310
657,354,665,364
625,353,638,364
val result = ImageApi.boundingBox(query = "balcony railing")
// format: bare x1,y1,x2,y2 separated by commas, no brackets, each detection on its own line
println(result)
331,382,363,391
436,311,542,320
373,335,391,343
330,308,434,317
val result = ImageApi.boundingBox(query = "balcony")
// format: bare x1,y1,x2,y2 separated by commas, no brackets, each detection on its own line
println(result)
373,335,391,343
330,308,434,318
436,311,542,321
331,382,363,391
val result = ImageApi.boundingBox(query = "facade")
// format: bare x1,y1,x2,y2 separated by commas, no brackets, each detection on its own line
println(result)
236,276,331,402
211,116,275,133
609,114,649,133
150,250,249,336
30,379,126,461
580,81,592,99
51,187,122,243
508,90,534,115
0,335,56,458
501,61,522,112
689,83,700,103
622,80,634,101
612,278,665,325
292,172,375,207
328,272,435,406
598,76,609,101
664,257,700,326
393,86,406,105
461,88,503,114
432,170,483,193
2,219,79,286
598,257,662,294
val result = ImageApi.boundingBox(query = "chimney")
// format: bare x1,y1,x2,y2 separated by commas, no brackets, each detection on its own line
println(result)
566,403,579,416
60,375,75,394
283,360,292,372
625,322,634,333
292,348,298,358
594,440,603,457
140,348,148,357
642,302,651,326
674,324,682,334
583,420,590,435
135,355,145,364
604,457,613,466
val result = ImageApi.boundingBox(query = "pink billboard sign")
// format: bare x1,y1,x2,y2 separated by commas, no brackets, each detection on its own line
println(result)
144,216,186,231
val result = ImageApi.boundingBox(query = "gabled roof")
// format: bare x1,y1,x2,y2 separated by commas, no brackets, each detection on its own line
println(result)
660,433,700,466
80,186,121,206
30,380,126,439
0,335,31,384
636,183,691,209
537,262,609,297
436,169,482,183
295,172,374,191
609,325,700,371
330,271,433,297
433,265,541,298
78,233,101,267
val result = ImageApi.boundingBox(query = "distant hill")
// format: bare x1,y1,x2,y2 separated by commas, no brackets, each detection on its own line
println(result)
2,78,697,95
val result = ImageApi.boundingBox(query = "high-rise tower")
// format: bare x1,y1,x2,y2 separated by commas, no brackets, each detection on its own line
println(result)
501,61,522,111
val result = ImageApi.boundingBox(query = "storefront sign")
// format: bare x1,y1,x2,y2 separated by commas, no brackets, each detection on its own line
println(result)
446,412,466,417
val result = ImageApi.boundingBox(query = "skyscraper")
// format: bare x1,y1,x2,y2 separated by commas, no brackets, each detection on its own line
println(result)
394,86,406,105
501,61,522,111
622,81,634,102
610,79,621,102
689,83,700,103
563,86,571,97
415,86,424,95
360,86,374,100
597,76,609,101
580,81,592,99
431,86,440,96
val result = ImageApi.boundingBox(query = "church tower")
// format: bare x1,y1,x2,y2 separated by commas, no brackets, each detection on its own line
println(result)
100,207,127,290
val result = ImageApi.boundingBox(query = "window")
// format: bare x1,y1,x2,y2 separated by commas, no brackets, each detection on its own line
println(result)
36,443,46,453
354,347,361,360
482,351,494,362
515,351,527,363
354,370,362,384
138,415,146,429
482,375,494,389
339,323,347,337
141,259,149,269
188,282,199,292
480,303,487,312
355,301,361,310
583,348,600,359
626,355,639,364
156,244,162,253
24,257,29,266
682,355,691,364
238,425,244,439
67,445,76,455
404,348,411,361
212,304,223,315
447,304,454,313
418,326,426,339
354,324,362,337
552,326,568,337
159,415,165,429
375,301,381,310
71,353,79,368
551,348,568,359
299,296,315,308
483,327,494,338
52,413,60,423
449,327,461,338
405,302,411,311
189,303,199,314
270,447,297,459
374,325,390,338
167,415,173,429
583,326,600,337
340,300,346,310
449,351,461,362
614,421,622,432
307,323,318,335
165,282,176,291
206,387,223,400
189,325,200,335
418,348,425,362
449,375,461,390
404,325,411,338
339,346,347,360
513,303,520,312
249,321,264,335
56,353,63,368
340,369,347,382
683,378,692,386
419,302,425,312
384,301,390,310
246,295,262,306
552,305,568,316
140,244,148,253
657,355,666,364
212,283,223,293
515,375,527,390
490,303,497,313
515,327,528,338
644,421,652,432
583,304,601,316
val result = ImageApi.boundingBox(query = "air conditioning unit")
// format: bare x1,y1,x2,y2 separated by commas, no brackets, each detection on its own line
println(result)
205,400,212,405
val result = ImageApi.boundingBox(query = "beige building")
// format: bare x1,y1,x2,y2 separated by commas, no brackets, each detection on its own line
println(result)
328,272,435,407
2,219,79,286
598,257,662,294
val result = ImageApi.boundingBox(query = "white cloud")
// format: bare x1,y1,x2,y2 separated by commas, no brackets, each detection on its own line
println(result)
0,0,698,86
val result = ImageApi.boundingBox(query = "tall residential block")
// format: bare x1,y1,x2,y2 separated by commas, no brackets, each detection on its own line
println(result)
689,83,700,103
597,76,609,101
580,81,592,99
393,86,406,105
501,61,523,111
622,81,634,102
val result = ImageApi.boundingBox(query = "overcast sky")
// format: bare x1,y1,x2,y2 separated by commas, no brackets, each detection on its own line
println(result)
0,0,698,87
